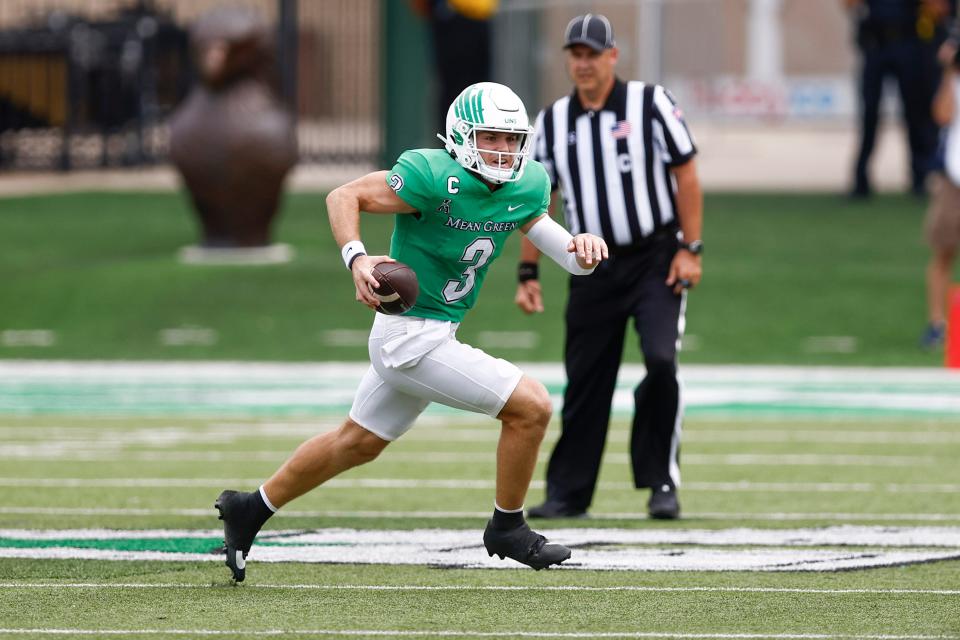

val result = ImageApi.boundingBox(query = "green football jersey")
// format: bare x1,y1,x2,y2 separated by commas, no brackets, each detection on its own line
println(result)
385,149,550,322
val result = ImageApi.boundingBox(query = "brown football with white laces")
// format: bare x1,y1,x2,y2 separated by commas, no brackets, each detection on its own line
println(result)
372,261,419,315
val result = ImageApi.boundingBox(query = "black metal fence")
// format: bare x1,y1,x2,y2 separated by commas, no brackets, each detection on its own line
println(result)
0,0,379,171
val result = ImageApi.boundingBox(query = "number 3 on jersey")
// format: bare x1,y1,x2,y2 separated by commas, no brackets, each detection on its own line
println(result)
442,237,495,303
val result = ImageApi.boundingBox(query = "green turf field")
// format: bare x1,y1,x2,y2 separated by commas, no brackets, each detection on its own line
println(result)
1,190,959,637
0,405,958,638
0,191,954,365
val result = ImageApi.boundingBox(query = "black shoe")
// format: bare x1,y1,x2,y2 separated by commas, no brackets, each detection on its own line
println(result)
527,501,588,519
483,520,571,570
214,490,267,582
911,178,928,198
648,485,680,520
846,184,872,200
920,322,945,350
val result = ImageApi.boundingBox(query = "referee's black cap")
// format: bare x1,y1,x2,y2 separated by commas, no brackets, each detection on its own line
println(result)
563,13,615,51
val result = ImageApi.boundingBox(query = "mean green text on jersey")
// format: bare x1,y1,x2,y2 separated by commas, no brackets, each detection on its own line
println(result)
386,148,551,322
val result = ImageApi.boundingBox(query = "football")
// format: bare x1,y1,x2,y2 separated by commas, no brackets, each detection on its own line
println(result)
371,261,419,315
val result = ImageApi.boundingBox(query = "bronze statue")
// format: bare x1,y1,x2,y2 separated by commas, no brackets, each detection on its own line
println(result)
169,6,297,258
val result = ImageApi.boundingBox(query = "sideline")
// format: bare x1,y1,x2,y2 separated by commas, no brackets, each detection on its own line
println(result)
1,361,959,417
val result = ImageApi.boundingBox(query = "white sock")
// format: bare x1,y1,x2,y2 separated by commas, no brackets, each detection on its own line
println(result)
259,485,278,513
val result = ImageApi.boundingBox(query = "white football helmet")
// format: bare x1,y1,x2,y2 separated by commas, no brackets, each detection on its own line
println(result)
437,82,534,184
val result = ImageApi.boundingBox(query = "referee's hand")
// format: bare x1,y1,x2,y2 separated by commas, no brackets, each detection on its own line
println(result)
666,251,702,295
515,281,544,314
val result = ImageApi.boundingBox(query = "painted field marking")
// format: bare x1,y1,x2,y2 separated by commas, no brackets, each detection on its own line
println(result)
319,330,369,347
0,330,55,348
3,361,960,417
683,430,960,445
4,425,960,447
0,630,956,639
2,507,959,522
804,336,858,354
0,448,942,467
4,525,957,546
2,423,960,447
2,526,959,571
1,583,958,595
2,477,959,494
159,327,218,347
475,330,538,349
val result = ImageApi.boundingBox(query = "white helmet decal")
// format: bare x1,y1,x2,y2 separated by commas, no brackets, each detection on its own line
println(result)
437,82,533,184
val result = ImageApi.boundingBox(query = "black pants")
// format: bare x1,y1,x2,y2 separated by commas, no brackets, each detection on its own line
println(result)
854,39,939,194
542,237,684,511
428,14,491,133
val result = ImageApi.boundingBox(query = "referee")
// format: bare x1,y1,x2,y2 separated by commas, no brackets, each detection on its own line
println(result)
517,13,703,520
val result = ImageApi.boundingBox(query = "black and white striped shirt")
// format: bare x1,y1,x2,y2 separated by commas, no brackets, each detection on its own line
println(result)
533,79,696,248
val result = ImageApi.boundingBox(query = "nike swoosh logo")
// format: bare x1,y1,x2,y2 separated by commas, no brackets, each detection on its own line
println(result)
507,204,522,212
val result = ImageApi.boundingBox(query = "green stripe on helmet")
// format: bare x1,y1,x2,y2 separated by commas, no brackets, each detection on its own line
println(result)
474,88,485,124
454,87,487,125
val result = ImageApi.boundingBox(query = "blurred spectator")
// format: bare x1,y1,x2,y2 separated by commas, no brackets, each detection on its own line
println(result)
846,0,954,198
410,0,497,132
921,37,960,348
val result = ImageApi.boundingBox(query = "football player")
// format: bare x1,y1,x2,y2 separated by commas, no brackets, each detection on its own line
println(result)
215,82,607,581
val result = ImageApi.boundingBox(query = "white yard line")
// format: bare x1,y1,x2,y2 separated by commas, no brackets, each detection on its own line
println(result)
0,583,958,595
3,426,959,446
1,506,958,522
0,629,955,639
684,430,960,444
0,449,941,467
1,477,959,494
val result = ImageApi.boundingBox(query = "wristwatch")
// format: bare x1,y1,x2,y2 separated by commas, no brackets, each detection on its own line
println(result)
679,239,704,255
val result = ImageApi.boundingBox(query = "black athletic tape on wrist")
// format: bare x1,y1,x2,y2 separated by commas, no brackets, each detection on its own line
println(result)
347,252,366,270
518,262,539,282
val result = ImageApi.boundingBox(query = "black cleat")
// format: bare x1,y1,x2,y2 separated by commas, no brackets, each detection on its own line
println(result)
648,485,680,520
527,501,588,519
482,520,571,570
214,490,267,582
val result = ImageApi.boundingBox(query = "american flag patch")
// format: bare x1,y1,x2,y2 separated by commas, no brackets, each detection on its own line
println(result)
611,120,631,139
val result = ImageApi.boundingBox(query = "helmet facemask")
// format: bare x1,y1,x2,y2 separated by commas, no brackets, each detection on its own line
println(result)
438,82,534,185
466,124,532,184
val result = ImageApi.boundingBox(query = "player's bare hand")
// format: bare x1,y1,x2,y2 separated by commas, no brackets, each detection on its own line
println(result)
939,40,958,67
515,280,544,314
351,254,395,309
567,233,608,268
666,250,702,295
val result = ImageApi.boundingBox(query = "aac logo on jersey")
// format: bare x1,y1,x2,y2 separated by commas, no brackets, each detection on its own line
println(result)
437,198,452,215
389,174,404,192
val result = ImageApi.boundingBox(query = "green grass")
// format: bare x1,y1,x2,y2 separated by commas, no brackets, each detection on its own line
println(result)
0,191,953,364
2,191,958,637
0,413,958,637
1,562,958,637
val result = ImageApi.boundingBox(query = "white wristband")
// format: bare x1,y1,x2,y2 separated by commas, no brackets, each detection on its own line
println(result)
341,240,367,270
